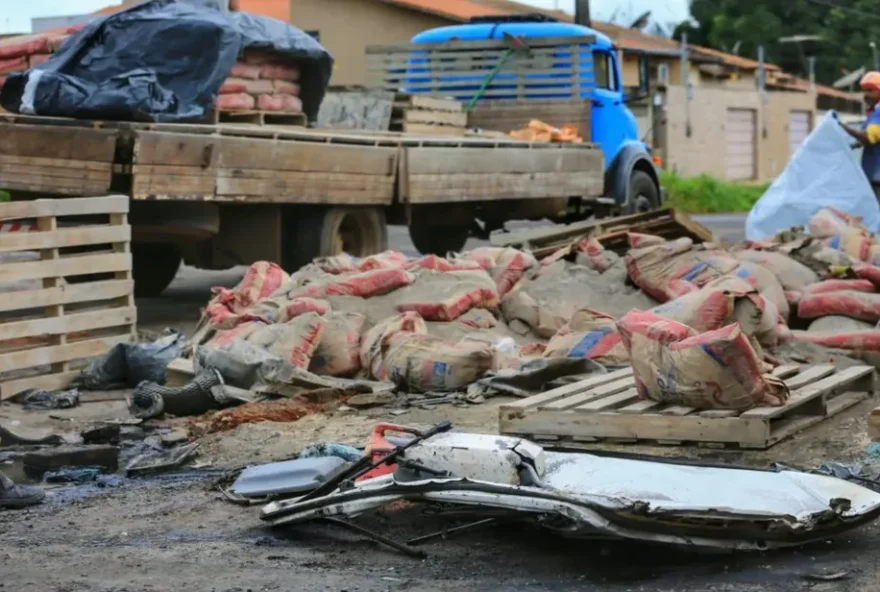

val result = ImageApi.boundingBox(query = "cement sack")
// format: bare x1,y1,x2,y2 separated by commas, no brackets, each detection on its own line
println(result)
206,320,265,348
785,291,803,308
745,112,880,240
824,227,880,264
650,288,737,332
394,270,499,321
315,254,359,275
805,279,876,297
247,313,327,369
574,238,619,273
853,264,880,288
704,275,782,347
309,312,365,377
379,333,494,392
456,308,499,329
500,289,566,339
789,316,880,356
543,308,629,366
798,291,880,323
202,261,290,327
360,312,428,379
735,250,818,291
293,268,415,299
356,251,409,272
728,261,790,318
809,207,867,238
627,232,666,248
492,248,538,297
460,246,505,270
617,310,789,410
625,238,740,302
405,255,483,272
246,297,331,324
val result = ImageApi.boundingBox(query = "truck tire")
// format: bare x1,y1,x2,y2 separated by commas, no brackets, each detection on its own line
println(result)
408,220,470,256
132,243,182,298
626,170,661,215
283,206,387,271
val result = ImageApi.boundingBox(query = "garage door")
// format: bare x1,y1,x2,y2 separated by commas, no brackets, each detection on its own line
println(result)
726,108,757,181
789,110,812,156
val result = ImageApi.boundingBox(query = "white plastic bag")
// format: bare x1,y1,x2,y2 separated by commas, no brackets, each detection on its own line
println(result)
745,112,880,240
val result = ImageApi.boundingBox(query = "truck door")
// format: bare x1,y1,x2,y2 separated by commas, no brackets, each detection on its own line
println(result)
590,50,633,166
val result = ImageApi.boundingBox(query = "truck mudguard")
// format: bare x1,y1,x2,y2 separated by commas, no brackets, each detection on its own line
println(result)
604,141,660,207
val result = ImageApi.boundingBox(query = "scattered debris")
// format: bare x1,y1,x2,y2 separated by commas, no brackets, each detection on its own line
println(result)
230,456,350,498
22,445,119,479
125,441,200,477
12,388,80,411
74,330,185,391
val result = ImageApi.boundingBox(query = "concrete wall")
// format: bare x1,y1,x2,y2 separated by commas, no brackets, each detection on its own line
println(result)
290,0,448,86
662,85,816,181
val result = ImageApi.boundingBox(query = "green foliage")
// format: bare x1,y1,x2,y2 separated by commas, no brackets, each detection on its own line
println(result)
660,170,768,213
0,191,9,203
674,0,880,87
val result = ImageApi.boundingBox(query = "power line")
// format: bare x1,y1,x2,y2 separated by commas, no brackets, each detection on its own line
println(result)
804,0,880,21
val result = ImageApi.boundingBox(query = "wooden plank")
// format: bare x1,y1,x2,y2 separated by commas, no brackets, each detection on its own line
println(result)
403,95,463,112
0,370,81,400
0,124,117,162
756,392,869,449
782,365,836,391
576,388,640,412
616,400,663,414
0,173,112,195
0,196,129,220
0,280,134,314
403,110,468,127
0,307,136,341
499,409,769,446
0,334,132,374
132,131,398,175
741,366,875,419
0,154,112,172
0,253,130,284
407,171,604,202
0,164,110,180
772,364,802,378
502,367,634,410
659,405,699,416
214,173,395,204
406,147,601,175
0,225,130,253
402,124,465,137
542,377,635,410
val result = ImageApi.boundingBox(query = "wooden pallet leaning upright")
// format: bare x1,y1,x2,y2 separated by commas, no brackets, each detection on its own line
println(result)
0,196,137,400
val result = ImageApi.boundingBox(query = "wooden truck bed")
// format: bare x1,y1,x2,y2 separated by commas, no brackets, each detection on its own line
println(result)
0,114,604,204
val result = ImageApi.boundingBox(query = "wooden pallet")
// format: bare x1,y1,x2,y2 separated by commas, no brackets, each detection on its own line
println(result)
500,365,878,450
0,196,137,400
211,109,307,127
391,94,467,136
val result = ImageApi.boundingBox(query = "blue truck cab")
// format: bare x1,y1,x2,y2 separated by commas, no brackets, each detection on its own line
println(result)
408,15,662,215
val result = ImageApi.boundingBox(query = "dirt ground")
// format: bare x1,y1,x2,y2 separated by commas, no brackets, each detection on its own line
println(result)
5,218,880,591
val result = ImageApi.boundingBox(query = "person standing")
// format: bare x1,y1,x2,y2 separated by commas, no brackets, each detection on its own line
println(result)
0,470,45,510
840,71,880,202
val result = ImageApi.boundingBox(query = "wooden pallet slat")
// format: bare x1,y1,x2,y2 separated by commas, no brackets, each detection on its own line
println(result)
0,196,136,400
499,364,878,449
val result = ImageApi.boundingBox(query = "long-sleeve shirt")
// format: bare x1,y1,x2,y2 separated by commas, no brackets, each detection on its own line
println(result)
862,108,880,183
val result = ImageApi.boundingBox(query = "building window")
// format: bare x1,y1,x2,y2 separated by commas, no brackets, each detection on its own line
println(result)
305,30,320,42
593,51,618,91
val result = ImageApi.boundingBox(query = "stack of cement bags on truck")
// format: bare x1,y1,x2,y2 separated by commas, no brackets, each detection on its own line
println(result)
0,29,81,98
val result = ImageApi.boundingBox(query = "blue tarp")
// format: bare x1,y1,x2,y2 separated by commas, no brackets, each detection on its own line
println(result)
0,0,332,122
746,111,880,241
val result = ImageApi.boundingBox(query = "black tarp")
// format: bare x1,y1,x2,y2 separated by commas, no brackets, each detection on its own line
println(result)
0,0,333,122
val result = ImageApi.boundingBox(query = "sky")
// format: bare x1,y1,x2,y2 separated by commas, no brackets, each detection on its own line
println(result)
0,0,691,34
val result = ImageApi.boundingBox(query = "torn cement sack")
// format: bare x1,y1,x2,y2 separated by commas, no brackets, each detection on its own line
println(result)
246,296,331,324
728,261,790,318
745,113,880,240
627,232,666,248
308,312,365,377
461,247,537,296
824,227,880,265
356,250,409,271
574,238,620,273
789,316,880,358
734,250,818,292
703,275,782,347
625,238,740,302
378,333,495,392
360,312,428,379
314,253,359,274
617,310,788,410
798,291,880,323
500,289,567,339
394,270,499,321
247,313,327,369
543,308,629,366
804,279,876,297
809,207,866,238
202,261,290,328
292,268,415,299
650,288,738,333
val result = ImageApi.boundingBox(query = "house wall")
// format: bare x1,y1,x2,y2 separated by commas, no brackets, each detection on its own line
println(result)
662,85,816,181
290,0,449,86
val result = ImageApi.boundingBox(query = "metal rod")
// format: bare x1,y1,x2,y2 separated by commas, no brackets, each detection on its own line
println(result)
575,0,591,27
325,518,427,559
407,518,499,546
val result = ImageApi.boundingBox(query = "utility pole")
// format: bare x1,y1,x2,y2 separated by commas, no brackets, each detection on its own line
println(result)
575,0,591,27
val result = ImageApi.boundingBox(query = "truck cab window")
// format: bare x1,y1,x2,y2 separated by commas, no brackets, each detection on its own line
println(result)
593,51,618,91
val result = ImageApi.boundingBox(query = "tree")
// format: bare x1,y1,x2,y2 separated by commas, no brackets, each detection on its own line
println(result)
673,0,880,86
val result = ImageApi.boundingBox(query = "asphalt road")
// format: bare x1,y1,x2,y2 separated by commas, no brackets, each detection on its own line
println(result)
138,214,748,334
